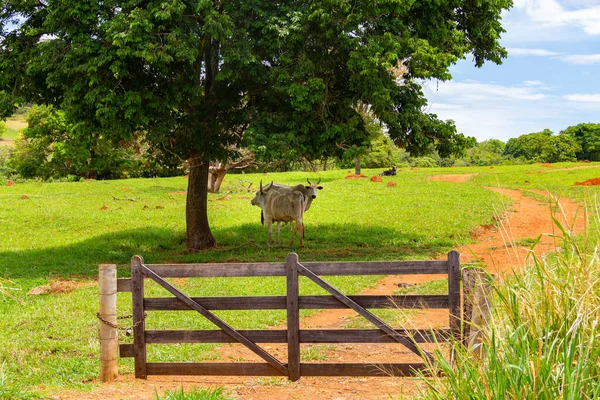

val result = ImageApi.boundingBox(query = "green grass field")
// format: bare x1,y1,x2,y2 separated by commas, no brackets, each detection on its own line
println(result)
0,163,599,397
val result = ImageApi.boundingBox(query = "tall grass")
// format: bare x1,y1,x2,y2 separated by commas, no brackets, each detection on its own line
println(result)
418,198,600,399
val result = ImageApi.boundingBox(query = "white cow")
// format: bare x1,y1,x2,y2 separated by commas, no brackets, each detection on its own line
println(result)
251,181,306,247
264,178,323,212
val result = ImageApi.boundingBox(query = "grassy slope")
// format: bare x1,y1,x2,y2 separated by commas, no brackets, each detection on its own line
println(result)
0,164,599,395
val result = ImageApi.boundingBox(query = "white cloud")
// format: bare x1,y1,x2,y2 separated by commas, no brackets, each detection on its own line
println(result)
523,80,545,86
507,47,560,56
425,79,598,141
565,93,600,102
513,0,600,35
561,54,600,63
430,80,548,101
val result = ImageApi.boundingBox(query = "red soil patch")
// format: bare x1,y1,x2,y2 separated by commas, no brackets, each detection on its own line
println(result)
27,279,94,295
100,205,109,211
542,163,553,168
55,181,587,400
410,167,418,170
427,174,474,183
575,177,600,186
6,180,15,186
387,181,397,187
345,174,367,179
168,191,187,195
20,194,29,200
370,176,382,182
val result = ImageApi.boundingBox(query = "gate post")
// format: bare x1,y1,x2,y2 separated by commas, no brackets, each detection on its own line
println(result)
99,264,118,382
131,255,147,379
447,251,461,340
286,253,300,381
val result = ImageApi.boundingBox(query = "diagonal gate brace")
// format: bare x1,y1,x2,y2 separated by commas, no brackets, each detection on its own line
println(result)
140,264,289,377
296,262,434,363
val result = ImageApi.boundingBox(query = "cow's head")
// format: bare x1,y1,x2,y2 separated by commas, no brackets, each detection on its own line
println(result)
251,180,269,207
305,178,323,199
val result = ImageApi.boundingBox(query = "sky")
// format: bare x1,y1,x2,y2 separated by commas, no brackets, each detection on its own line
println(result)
423,0,600,143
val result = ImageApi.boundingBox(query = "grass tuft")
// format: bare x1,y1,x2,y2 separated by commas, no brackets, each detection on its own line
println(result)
155,386,230,400
417,197,600,399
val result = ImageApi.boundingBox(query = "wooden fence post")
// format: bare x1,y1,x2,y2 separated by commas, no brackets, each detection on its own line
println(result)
462,269,494,356
286,253,300,381
99,264,118,382
447,251,461,340
131,255,147,379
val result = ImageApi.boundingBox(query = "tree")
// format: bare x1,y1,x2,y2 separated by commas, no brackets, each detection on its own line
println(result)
0,0,511,251
504,129,580,163
561,123,600,161
8,105,139,179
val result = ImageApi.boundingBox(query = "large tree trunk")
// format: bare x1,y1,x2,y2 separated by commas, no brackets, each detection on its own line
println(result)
186,152,216,251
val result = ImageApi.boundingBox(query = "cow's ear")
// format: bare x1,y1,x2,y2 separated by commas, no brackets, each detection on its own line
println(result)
317,186,323,190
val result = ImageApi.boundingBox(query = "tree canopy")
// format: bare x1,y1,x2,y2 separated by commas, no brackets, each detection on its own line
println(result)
561,123,600,162
1,0,512,251
504,129,581,163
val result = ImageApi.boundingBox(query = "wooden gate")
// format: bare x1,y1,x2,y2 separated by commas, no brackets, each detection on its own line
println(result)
116,251,462,380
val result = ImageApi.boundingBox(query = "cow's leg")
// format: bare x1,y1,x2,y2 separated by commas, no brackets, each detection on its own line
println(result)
275,222,281,244
266,219,273,248
297,221,304,247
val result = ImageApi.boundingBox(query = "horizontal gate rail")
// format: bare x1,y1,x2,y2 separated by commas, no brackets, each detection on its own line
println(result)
143,294,450,310
140,260,449,278
118,251,462,381
143,362,434,377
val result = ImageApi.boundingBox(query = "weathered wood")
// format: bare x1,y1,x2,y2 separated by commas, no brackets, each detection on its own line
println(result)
144,260,448,278
131,256,147,379
144,329,452,344
143,294,450,311
120,344,134,358
463,269,494,355
286,253,300,381
140,264,289,377
99,264,118,382
300,363,433,377
117,278,132,293
145,362,432,377
146,362,285,376
296,262,433,363
447,251,461,341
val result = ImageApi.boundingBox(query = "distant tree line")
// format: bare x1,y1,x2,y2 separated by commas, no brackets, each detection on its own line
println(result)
1,105,598,182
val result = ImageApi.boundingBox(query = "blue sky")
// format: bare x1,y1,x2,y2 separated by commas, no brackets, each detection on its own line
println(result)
424,0,600,143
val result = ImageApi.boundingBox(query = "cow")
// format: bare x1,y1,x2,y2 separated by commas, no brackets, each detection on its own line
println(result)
260,178,323,237
380,166,397,176
264,178,323,212
251,180,306,247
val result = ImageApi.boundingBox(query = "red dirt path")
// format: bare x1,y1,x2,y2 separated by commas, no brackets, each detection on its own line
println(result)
54,176,587,400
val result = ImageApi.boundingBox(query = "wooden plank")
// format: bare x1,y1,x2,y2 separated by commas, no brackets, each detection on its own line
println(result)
146,362,285,376
117,278,132,293
120,344,134,358
144,295,450,311
144,260,448,278
131,255,147,379
140,264,289,377
447,251,461,341
286,253,300,381
145,329,453,344
296,262,434,363
145,362,431,377
300,363,433,377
